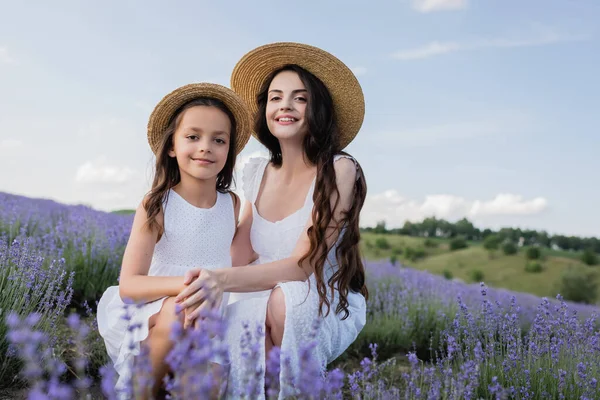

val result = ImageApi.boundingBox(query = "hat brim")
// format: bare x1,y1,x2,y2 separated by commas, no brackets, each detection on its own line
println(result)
147,83,252,155
230,42,365,150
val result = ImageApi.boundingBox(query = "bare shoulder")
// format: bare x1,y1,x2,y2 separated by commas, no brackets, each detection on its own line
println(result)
333,156,358,192
138,193,164,228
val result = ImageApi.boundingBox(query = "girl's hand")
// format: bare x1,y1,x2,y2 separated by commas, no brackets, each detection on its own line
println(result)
176,268,224,327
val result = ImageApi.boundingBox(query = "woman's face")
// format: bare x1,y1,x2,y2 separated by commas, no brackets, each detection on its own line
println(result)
265,70,309,143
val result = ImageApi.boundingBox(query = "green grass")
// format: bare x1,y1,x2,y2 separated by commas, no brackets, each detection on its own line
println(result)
110,209,135,215
361,232,597,300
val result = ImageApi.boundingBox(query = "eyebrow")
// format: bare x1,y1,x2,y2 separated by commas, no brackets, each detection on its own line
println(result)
188,127,230,136
268,89,308,95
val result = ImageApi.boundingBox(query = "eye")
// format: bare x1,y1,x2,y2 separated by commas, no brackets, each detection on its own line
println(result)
269,96,281,101
187,135,198,140
215,138,227,144
295,96,307,102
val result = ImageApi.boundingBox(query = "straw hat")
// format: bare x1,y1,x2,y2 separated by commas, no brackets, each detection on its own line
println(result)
147,82,252,155
230,42,365,150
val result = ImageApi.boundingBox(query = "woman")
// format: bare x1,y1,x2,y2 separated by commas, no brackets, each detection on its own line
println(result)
175,42,368,398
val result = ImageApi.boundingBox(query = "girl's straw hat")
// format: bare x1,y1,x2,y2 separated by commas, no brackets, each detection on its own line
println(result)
230,42,365,150
147,83,252,155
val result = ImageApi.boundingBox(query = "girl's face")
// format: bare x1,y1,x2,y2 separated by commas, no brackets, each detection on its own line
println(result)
266,70,309,143
169,105,231,182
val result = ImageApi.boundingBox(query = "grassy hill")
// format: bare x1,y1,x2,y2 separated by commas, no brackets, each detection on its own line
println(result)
360,232,597,300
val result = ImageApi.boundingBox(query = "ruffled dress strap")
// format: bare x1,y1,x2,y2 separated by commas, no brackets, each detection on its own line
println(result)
241,157,269,203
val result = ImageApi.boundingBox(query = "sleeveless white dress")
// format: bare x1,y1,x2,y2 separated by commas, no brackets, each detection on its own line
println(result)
96,189,236,391
224,155,367,399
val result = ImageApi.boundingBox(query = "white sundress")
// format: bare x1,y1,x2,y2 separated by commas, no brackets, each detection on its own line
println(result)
224,155,367,399
96,189,236,391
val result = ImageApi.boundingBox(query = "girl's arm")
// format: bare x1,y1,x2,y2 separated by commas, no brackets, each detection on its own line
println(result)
177,158,358,306
230,199,258,267
118,201,186,303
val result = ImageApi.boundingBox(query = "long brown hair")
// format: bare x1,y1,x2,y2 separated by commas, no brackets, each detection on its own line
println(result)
255,65,368,320
144,98,238,237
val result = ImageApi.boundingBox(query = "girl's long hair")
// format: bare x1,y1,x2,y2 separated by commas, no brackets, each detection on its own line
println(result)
144,98,238,237
254,65,368,319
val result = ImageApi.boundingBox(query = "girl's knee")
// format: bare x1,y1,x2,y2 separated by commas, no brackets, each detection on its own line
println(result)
266,288,286,329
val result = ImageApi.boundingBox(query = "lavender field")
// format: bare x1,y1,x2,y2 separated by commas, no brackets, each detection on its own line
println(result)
1,191,599,399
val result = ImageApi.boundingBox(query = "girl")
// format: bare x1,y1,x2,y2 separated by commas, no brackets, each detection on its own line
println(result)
176,42,369,399
96,82,252,397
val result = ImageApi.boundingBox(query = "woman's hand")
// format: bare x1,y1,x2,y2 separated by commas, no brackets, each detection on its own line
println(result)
176,268,224,328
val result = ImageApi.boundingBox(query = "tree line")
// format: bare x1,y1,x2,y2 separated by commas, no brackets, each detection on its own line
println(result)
362,217,600,254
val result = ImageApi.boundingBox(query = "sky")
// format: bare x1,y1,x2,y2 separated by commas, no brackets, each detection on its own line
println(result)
0,0,599,237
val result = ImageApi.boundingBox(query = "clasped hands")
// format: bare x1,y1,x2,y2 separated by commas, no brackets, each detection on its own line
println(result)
174,268,224,329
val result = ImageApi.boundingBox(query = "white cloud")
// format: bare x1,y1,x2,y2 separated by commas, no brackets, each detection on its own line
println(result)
392,41,461,60
351,66,368,76
469,194,548,217
0,47,17,65
75,157,136,184
412,0,467,13
360,190,548,228
392,31,589,60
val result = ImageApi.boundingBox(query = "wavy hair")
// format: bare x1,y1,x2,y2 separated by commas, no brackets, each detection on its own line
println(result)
254,65,368,319
144,98,238,237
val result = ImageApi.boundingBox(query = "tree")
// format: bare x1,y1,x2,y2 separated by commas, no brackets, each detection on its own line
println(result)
483,234,502,258
482,228,493,239
526,246,542,260
450,237,468,251
502,242,518,255
582,248,598,266
375,237,391,250
455,218,476,240
553,235,571,251
559,268,598,304
536,231,551,247
483,235,502,251
373,220,387,234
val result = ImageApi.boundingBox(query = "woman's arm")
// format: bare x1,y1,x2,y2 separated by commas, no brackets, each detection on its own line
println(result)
119,201,186,303
176,158,358,307
230,199,258,267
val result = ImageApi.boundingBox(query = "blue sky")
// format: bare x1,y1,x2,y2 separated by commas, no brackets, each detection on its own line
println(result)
0,0,598,237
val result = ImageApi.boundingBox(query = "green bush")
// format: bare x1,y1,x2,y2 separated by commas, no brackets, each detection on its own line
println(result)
393,247,402,256
526,246,541,260
483,234,501,251
558,268,598,304
424,239,438,248
449,237,468,251
375,237,391,250
442,269,453,280
404,246,426,262
524,261,543,273
470,269,484,282
390,255,398,266
502,242,518,255
365,240,373,249
581,248,598,266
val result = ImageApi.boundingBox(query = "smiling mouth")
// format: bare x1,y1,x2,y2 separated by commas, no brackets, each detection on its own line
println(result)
192,158,214,164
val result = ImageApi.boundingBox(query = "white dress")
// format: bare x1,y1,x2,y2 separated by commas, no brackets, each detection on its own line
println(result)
224,155,367,399
96,189,235,391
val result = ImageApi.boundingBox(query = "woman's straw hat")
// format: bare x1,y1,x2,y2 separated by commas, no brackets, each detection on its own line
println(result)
230,42,365,149
147,82,252,155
